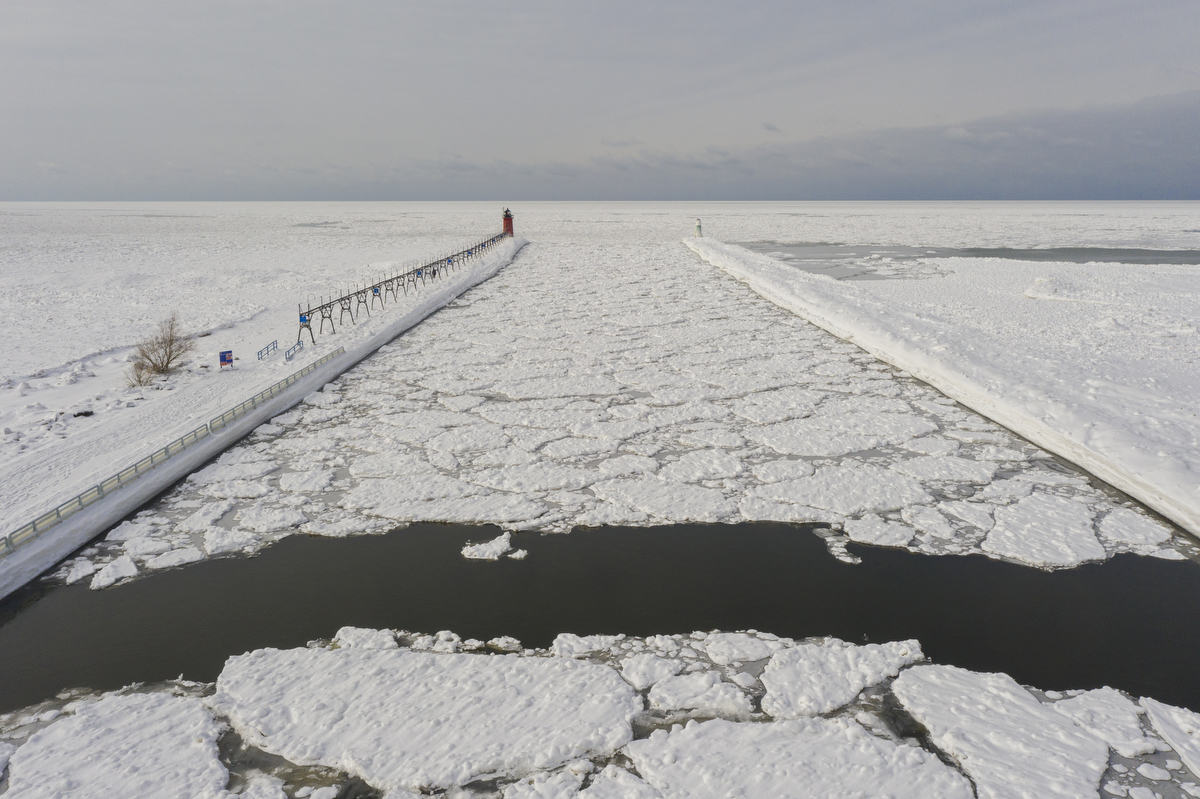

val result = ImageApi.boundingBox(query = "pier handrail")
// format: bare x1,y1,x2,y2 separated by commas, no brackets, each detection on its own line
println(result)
1,228,516,562
0,347,345,561
297,229,511,343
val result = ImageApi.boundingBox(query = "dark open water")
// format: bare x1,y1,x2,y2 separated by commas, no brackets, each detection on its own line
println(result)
740,242,1200,280
1,521,1198,713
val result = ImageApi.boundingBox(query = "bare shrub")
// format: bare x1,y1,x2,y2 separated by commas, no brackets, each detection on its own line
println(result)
124,313,196,387
124,360,154,388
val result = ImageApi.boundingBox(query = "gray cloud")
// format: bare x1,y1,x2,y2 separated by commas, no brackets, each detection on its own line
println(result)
12,90,1198,201
2,1,1198,199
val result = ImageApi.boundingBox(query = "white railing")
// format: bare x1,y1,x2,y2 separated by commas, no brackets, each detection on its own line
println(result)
0,347,346,560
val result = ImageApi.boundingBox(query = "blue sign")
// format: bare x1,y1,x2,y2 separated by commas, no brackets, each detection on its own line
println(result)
219,351,233,369
300,314,309,324
373,287,380,295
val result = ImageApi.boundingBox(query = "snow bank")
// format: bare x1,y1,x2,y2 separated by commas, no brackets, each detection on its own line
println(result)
686,236,1200,538
211,646,641,794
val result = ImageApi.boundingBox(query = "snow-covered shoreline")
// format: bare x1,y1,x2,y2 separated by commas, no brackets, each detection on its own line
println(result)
686,237,1200,539
0,237,525,601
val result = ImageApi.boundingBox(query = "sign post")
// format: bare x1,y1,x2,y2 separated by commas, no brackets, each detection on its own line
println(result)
219,351,233,370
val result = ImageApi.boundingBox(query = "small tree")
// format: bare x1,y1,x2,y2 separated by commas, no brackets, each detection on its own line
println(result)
124,313,195,387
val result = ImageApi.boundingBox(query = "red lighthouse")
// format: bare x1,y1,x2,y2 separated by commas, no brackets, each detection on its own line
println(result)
502,208,514,237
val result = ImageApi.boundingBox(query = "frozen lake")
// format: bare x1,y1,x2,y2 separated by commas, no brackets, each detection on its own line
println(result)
4,202,1200,798
49,233,1194,594
4,521,1200,715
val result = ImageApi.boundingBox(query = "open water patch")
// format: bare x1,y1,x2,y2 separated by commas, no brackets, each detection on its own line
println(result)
740,241,1200,280
1,521,1198,713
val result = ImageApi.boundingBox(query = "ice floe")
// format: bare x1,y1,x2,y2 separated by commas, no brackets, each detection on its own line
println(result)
461,530,514,560
702,631,786,665
1142,698,1200,778
1051,686,1159,758
578,765,661,798
647,671,753,718
3,692,229,799
6,625,1200,798
893,664,1110,799
88,554,138,589
983,493,1107,568
211,646,641,794
619,654,683,691
761,638,921,718
626,717,973,799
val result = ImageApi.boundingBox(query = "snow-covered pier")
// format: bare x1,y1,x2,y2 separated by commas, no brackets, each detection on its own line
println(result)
297,229,510,343
0,231,526,601
686,236,1200,542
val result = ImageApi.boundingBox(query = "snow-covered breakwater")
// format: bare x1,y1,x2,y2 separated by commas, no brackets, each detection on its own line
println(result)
685,236,1200,541
2,628,1199,798
0,236,526,601
0,347,345,560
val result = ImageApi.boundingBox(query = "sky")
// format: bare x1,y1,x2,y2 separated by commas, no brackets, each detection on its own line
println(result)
3,0,1199,200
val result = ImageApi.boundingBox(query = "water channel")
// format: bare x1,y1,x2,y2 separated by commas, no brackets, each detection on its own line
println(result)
2,520,1198,714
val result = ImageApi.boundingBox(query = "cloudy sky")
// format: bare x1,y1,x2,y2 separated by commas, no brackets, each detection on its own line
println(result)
3,0,1198,199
